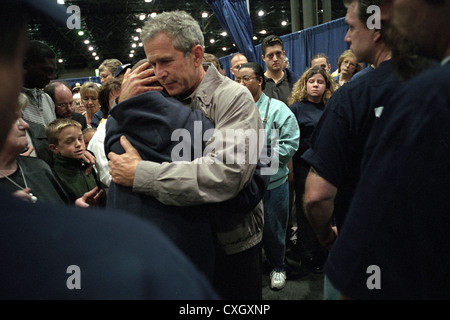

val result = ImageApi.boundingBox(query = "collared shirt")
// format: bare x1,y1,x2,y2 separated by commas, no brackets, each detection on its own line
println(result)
21,87,56,127
263,71,292,105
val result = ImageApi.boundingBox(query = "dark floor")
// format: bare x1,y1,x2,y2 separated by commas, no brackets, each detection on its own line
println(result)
262,245,325,300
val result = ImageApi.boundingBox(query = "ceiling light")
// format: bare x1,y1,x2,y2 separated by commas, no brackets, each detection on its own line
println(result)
136,28,142,33
150,12,157,18
92,52,97,56
131,43,137,48
133,36,139,41
139,14,146,20
139,42,143,47
95,56,99,60
258,10,265,17
78,31,84,36
129,53,134,58
144,0,152,2
222,47,227,51
88,46,94,51
84,40,90,44
202,12,209,18
281,21,288,26
57,0,65,4
210,39,215,44
259,30,267,34
58,59,63,63
253,36,258,40
221,31,227,37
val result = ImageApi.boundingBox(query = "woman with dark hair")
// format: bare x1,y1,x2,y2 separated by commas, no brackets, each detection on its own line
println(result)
288,66,336,274
237,62,300,290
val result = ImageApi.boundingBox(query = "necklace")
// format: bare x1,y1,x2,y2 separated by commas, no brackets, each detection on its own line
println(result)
0,163,38,203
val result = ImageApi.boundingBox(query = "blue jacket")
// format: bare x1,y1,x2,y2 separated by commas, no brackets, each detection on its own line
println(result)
105,91,269,278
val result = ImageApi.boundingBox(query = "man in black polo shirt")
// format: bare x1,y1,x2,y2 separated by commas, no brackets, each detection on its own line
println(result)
322,0,450,299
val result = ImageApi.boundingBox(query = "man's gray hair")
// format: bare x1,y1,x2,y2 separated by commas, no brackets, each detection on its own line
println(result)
140,10,205,55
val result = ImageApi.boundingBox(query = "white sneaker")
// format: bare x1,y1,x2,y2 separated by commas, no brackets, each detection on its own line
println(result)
270,270,287,290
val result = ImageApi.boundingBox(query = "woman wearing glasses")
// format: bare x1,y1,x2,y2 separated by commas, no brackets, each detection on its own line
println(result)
236,62,300,291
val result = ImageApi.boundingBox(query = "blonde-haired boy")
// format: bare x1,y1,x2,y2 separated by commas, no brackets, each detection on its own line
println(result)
46,118,105,205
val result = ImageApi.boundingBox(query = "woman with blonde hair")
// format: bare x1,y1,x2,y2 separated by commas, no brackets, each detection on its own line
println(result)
288,66,336,274
333,49,362,88
80,82,100,128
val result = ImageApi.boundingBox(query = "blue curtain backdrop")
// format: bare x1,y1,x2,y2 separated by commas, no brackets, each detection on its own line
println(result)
206,0,258,62
219,17,349,79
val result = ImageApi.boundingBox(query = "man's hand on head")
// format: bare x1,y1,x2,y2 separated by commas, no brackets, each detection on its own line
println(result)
118,62,164,103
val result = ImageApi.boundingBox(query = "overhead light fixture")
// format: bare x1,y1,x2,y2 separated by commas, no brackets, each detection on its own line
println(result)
88,46,94,51
92,52,97,56
78,31,84,36
84,40,90,44
58,59,63,63
222,47,227,51
150,12,157,18
95,56,99,60
221,32,227,37
202,12,209,18
258,10,265,17
139,14,146,20
57,0,65,4
259,30,267,34
210,39,215,44
136,28,142,33
144,0,152,2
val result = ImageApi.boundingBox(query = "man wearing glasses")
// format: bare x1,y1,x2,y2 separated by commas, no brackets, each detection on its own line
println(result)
261,35,300,106
44,81,87,131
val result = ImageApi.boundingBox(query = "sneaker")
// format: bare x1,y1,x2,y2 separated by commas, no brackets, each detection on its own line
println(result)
270,270,287,290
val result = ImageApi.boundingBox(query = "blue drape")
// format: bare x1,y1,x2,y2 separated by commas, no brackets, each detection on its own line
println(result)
219,17,349,79
298,17,350,75
206,0,258,62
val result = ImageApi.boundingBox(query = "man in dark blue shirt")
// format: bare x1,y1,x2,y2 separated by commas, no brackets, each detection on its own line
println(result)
301,0,400,298
324,0,450,299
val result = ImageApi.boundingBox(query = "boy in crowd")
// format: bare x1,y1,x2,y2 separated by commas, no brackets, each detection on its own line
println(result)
46,118,105,206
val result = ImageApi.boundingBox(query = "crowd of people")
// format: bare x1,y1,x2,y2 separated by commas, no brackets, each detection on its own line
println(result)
0,0,449,300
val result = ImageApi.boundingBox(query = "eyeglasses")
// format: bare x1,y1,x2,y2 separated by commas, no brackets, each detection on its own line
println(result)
235,76,259,83
55,102,74,109
342,60,356,68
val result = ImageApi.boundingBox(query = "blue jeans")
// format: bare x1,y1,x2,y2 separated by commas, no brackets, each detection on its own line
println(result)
262,181,289,271
324,275,341,300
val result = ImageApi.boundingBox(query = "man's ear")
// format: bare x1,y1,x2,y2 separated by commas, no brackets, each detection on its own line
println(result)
261,54,266,63
49,144,58,154
192,45,204,67
373,29,382,42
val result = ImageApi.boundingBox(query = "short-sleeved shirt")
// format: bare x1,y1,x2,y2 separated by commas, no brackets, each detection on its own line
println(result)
325,62,450,299
301,60,402,230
